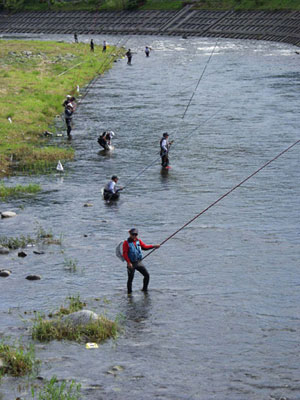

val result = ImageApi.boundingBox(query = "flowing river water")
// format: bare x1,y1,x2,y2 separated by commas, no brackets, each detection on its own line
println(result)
0,34,299,400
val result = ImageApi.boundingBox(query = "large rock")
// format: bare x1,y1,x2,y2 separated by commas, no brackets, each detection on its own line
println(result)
1,211,17,218
61,310,99,327
26,275,41,281
0,270,11,277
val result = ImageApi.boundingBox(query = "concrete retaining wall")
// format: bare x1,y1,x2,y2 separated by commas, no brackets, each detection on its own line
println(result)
0,7,299,47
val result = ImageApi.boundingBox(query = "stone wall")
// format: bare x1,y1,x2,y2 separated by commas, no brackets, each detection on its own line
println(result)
0,7,299,47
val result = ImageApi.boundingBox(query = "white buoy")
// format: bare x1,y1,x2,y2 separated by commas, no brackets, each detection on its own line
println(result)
56,160,64,172
8,117,12,123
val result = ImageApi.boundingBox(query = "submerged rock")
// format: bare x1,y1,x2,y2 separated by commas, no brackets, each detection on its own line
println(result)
83,203,93,207
18,251,27,257
33,250,45,255
61,310,99,327
0,246,9,255
0,270,11,277
26,275,41,281
1,211,17,218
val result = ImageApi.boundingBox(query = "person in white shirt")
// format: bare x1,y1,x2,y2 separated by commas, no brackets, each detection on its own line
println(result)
160,132,172,168
103,175,123,201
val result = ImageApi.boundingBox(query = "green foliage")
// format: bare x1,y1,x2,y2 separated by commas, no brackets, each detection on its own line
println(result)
0,40,120,176
0,234,36,249
0,183,41,199
0,342,36,377
63,258,78,273
50,295,86,317
31,314,119,343
31,376,81,400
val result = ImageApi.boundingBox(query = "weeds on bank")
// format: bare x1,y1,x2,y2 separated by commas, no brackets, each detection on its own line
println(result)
0,183,41,199
31,295,119,343
32,314,118,343
63,258,78,273
0,342,37,377
49,295,86,318
0,225,62,249
31,376,81,400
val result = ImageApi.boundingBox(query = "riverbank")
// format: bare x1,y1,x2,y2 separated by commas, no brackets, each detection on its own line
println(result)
0,9,299,47
0,39,122,177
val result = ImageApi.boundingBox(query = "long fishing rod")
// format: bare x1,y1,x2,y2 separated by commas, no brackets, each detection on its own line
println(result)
122,40,220,189
122,105,223,189
142,139,300,260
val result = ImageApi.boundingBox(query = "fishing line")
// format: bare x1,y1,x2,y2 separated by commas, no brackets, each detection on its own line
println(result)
181,39,219,120
122,105,223,189
142,139,300,260
122,40,220,189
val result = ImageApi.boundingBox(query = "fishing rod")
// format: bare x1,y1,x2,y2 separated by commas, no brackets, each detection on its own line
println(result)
142,139,300,260
122,40,220,189
122,105,223,189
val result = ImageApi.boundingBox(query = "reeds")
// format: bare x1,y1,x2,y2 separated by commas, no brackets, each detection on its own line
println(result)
0,183,41,199
0,342,36,377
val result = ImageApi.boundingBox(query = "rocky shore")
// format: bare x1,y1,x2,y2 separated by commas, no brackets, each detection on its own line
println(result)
0,7,299,47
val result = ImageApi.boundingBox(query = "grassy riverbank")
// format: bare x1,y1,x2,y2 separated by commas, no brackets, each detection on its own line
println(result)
10,0,300,12
0,40,120,177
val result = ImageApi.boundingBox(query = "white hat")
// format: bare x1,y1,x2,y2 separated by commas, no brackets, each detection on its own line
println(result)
109,131,115,136
66,95,71,98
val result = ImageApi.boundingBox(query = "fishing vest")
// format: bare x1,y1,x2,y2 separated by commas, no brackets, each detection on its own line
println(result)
128,240,143,262
160,138,168,155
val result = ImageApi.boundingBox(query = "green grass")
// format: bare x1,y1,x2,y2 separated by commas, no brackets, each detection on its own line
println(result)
49,295,87,318
0,183,41,199
32,314,119,343
9,0,300,11
0,226,62,249
0,342,36,377
31,376,81,400
0,40,124,176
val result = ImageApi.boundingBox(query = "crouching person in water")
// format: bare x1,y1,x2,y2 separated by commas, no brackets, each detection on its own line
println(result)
98,130,114,150
103,175,123,201
123,228,160,294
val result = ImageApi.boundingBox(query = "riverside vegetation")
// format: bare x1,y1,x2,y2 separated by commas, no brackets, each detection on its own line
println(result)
2,0,300,12
0,40,120,177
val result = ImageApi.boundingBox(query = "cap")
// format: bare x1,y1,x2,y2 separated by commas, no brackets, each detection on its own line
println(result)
111,175,118,180
109,131,115,136
163,132,169,137
129,228,138,234
66,95,72,98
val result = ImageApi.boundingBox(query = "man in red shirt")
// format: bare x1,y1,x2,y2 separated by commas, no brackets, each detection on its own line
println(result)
123,228,160,294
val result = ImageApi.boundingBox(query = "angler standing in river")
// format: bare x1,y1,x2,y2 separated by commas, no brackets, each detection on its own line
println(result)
64,103,74,139
160,132,172,169
123,228,160,294
103,175,123,201
126,49,132,65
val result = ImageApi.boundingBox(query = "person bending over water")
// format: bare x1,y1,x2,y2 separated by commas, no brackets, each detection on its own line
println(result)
103,175,123,201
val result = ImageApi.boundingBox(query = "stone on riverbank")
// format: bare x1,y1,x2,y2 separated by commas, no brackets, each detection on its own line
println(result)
0,270,11,277
26,275,41,280
1,211,17,218
18,251,27,257
61,310,99,327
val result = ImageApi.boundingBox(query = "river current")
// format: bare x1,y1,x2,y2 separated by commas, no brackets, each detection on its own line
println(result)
0,34,299,400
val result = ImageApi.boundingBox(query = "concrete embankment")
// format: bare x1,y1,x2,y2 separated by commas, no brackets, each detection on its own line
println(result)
0,7,299,47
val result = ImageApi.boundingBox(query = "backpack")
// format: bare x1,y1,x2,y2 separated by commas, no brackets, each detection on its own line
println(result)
116,241,125,262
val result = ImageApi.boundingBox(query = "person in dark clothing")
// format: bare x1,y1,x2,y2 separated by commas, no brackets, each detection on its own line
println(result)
74,33,78,43
160,132,173,168
102,40,107,52
64,103,73,138
126,49,132,65
123,228,160,294
90,39,94,52
145,46,150,57
97,130,114,150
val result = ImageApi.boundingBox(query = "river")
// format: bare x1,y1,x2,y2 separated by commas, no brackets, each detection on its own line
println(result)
0,34,299,400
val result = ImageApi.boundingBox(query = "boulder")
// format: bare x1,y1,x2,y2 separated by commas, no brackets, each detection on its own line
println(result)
1,211,17,218
61,310,99,327
26,275,41,281
18,251,27,257
0,270,11,277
